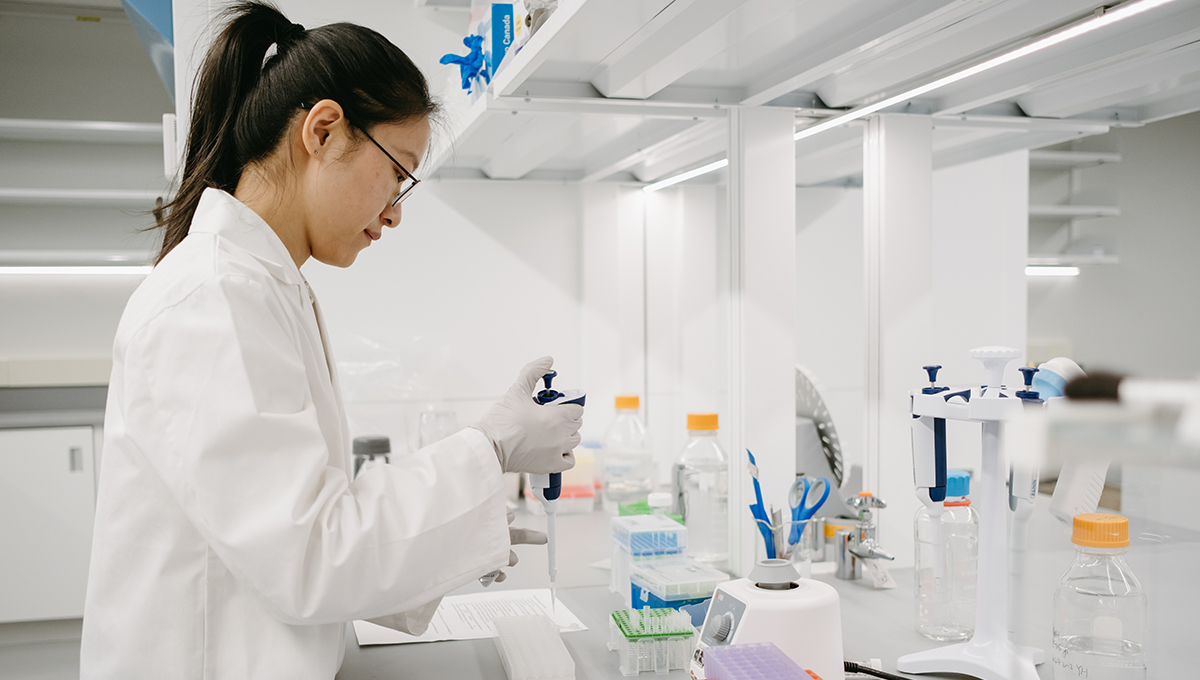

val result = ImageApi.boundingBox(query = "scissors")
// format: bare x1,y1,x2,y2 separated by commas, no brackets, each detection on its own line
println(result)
788,475,830,545
746,449,776,559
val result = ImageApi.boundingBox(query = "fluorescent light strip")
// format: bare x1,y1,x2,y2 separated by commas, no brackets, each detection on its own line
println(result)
1026,266,1080,277
643,158,729,193
794,0,1178,142
0,266,152,276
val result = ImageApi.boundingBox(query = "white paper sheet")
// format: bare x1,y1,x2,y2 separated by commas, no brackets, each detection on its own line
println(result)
352,588,587,646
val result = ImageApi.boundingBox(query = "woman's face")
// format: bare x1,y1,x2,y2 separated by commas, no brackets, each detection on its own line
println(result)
303,112,430,268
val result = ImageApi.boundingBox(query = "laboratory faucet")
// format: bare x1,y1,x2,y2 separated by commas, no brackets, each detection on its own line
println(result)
835,492,893,579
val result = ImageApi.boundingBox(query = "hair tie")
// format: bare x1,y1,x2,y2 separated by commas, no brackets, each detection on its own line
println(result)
286,22,305,43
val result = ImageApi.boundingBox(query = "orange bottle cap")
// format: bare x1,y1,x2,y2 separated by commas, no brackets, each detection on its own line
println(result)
615,395,640,409
858,491,873,497
1072,513,1129,548
687,413,719,430
824,523,852,538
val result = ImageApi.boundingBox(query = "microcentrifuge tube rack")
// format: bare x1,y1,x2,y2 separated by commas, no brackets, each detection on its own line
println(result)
704,642,812,680
493,614,574,680
607,607,696,676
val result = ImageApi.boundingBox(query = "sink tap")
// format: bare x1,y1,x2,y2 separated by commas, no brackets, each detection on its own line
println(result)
836,492,894,579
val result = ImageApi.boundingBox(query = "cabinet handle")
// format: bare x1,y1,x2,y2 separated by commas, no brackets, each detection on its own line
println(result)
69,447,84,472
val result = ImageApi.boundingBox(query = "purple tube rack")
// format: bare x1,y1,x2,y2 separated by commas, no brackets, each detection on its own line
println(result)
705,642,812,680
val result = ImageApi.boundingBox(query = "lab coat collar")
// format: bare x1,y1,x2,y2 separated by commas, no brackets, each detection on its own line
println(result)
189,188,305,287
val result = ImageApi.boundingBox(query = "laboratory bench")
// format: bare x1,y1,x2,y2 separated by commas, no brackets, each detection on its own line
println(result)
336,497,1196,680
0,495,1191,680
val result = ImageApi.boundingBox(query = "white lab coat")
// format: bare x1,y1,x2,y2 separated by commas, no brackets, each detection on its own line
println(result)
80,188,511,679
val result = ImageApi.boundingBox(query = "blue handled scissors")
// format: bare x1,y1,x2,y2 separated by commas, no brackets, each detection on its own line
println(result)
746,450,776,559
788,475,830,545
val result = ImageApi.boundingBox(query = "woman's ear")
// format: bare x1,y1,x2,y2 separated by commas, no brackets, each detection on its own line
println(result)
301,99,347,158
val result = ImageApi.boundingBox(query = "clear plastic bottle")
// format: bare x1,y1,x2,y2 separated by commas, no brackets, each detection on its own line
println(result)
1052,513,1146,680
671,413,728,565
914,469,978,641
602,396,653,511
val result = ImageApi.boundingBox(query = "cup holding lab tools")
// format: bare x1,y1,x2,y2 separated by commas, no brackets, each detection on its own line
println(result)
754,517,820,579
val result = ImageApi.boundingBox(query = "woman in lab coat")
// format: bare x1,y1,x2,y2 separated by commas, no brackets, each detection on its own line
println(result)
79,3,582,678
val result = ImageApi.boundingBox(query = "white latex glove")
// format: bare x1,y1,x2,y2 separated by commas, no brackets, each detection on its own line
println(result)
493,507,547,584
471,356,582,474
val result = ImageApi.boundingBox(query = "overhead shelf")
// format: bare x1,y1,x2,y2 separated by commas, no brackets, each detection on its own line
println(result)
428,0,1200,185
1028,150,1122,168
1028,204,1120,219
0,118,162,144
0,188,164,207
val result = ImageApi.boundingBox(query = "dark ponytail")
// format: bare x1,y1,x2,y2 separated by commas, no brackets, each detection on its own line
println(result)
155,1,438,263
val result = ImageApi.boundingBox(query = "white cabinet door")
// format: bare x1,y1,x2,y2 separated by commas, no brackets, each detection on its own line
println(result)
0,427,96,622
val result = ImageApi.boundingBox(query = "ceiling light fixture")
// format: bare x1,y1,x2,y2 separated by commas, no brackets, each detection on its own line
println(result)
642,158,729,193
793,0,1179,142
1026,266,1081,277
0,266,152,276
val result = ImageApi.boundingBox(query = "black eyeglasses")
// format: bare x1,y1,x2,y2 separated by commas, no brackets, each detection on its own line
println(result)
298,103,421,206
357,126,420,206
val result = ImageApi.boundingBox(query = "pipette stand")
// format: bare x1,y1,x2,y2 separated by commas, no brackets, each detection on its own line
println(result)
897,347,1043,680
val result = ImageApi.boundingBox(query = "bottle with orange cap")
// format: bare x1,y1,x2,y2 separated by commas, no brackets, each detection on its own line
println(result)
671,413,729,566
1052,513,1146,680
601,395,653,511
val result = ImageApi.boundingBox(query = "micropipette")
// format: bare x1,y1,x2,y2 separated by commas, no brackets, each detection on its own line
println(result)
530,371,585,615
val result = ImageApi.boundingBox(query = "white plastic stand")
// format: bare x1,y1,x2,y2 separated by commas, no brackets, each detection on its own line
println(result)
898,348,1044,680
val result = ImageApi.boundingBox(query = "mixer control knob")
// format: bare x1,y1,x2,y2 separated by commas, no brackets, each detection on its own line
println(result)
712,613,734,642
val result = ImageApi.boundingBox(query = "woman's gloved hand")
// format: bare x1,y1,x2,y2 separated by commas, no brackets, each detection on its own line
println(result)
493,507,547,583
471,356,582,474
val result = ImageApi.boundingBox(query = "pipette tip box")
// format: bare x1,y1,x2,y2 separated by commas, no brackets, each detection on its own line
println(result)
493,614,574,680
630,558,728,625
607,607,696,676
609,515,688,594
704,641,813,680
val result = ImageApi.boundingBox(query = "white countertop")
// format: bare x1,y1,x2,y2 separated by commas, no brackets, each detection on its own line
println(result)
336,497,1196,679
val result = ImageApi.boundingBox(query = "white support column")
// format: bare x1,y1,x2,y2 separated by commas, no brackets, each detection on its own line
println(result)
726,107,796,577
863,114,933,568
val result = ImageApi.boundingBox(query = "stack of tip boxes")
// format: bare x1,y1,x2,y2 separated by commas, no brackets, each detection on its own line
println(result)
630,559,728,626
610,515,687,596
608,607,696,676
704,642,815,680
493,614,574,680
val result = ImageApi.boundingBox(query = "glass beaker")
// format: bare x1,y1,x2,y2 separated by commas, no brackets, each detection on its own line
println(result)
753,518,819,579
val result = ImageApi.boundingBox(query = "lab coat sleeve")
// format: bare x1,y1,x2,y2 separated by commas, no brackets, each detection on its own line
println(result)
120,274,510,625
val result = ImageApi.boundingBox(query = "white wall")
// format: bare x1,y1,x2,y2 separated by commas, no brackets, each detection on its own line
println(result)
303,179,584,454
1028,111,1200,379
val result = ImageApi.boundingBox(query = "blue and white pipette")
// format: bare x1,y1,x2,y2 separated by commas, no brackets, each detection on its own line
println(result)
531,371,584,614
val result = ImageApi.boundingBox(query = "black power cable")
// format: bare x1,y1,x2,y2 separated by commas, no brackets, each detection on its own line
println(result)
845,660,911,680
